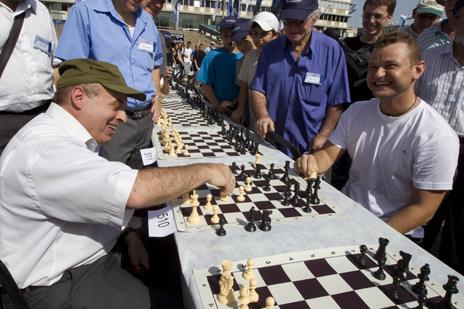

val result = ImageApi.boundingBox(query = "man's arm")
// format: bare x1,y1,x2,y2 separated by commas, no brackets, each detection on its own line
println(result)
150,68,162,123
127,163,235,209
251,90,274,137
386,188,447,234
295,141,345,177
311,104,345,151
202,84,222,110
230,81,248,124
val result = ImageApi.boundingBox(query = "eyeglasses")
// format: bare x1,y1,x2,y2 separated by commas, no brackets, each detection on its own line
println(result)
362,13,389,22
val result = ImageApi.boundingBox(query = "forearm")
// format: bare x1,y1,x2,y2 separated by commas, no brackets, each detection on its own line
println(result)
128,164,215,209
202,84,221,108
161,77,170,95
250,90,269,119
152,68,162,95
237,82,248,109
318,105,344,138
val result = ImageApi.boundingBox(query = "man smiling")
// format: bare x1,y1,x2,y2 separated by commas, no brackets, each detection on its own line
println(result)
296,32,459,241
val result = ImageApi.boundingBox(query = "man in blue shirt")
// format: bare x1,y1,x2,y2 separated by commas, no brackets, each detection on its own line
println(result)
197,17,243,113
56,0,163,168
251,0,350,158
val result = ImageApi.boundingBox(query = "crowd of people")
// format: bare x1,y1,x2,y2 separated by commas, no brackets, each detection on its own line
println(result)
0,0,463,307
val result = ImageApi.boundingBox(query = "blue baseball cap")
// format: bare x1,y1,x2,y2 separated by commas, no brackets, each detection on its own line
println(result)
232,19,250,43
280,0,318,21
218,16,237,31
453,0,464,16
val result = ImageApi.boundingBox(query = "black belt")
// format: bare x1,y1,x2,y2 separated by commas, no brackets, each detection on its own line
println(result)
0,100,51,115
125,105,151,120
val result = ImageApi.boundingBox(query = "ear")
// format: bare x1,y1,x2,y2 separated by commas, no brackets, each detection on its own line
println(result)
69,86,86,110
412,60,426,81
385,14,392,24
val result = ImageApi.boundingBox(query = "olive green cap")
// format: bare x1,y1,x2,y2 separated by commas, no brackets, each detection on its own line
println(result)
57,59,146,101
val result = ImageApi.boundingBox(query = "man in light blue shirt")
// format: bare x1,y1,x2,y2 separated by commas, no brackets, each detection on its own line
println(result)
56,0,163,168
250,0,350,158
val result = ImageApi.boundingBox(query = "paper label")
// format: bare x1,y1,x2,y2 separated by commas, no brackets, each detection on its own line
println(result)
148,206,177,237
140,147,157,166
304,72,321,85
34,35,52,55
137,40,154,53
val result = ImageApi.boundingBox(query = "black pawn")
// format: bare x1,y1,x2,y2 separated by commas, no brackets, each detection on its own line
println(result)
415,285,427,309
238,165,246,181
216,217,226,236
374,238,389,261
231,162,237,172
268,163,277,179
310,177,321,204
280,161,290,183
254,164,262,179
412,264,430,295
291,183,300,206
373,255,387,280
441,275,459,309
263,173,271,192
357,244,368,267
392,272,402,301
244,207,257,232
258,210,272,232
281,187,292,206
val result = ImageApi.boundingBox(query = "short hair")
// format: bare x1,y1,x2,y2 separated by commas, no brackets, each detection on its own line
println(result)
373,31,422,64
363,0,396,16
54,83,102,105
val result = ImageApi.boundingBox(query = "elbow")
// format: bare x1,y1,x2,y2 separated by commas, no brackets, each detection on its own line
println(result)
126,192,145,209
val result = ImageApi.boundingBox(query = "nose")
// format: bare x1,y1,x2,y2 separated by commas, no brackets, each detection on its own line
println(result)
117,110,128,123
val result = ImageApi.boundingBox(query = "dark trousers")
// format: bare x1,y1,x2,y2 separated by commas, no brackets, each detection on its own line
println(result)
1,253,179,309
0,103,49,156
424,138,464,275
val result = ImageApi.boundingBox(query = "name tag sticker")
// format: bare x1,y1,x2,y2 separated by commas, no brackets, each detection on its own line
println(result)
137,40,154,53
304,72,321,85
148,206,176,237
140,147,157,166
34,35,52,55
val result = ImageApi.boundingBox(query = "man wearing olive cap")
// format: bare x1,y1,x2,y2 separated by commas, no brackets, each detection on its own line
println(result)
0,59,235,309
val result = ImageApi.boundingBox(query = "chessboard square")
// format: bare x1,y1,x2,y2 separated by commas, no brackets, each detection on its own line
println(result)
258,265,291,285
312,204,335,215
204,214,228,225
189,149,201,153
317,274,353,295
326,256,359,274
273,184,289,193
384,265,416,281
197,145,210,149
279,301,310,309
340,270,375,290
236,202,256,213
332,291,371,309
264,192,283,201
222,212,248,225
304,259,337,277
267,282,304,305
379,283,417,304
355,286,396,309
203,152,216,157
346,253,378,270
249,286,275,308
232,194,252,204
306,295,342,309
247,193,272,203
278,207,302,218
218,204,241,213
282,262,315,281
180,206,203,217
254,201,275,210
293,278,329,299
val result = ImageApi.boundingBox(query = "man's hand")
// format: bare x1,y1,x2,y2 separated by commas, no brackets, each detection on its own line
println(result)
124,230,149,274
150,95,162,123
255,116,275,138
295,153,319,178
164,67,173,81
310,133,330,152
220,100,236,115
230,105,245,124
207,164,236,198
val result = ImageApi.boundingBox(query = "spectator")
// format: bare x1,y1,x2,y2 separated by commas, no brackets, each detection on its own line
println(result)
402,0,443,39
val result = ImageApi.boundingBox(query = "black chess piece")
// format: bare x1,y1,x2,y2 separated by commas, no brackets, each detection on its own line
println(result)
244,207,257,232
357,245,368,267
263,173,271,192
441,275,459,309
395,251,412,281
231,162,237,172
290,183,300,206
254,164,262,179
310,177,321,204
281,187,292,206
280,161,290,183
268,163,276,179
258,210,272,232
415,284,427,309
216,217,226,236
238,165,246,181
412,264,430,295
302,200,312,213
373,254,387,280
391,272,402,301
374,238,389,261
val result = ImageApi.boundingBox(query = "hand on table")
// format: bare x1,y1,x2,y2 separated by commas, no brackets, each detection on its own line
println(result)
255,116,275,138
151,95,163,123
295,153,319,179
207,164,236,199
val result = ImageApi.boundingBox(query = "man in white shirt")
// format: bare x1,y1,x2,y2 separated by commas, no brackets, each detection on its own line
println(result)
0,59,235,309
0,0,57,155
296,32,459,240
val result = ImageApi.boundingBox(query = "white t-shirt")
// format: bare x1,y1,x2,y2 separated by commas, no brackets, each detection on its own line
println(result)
183,47,193,62
330,98,459,236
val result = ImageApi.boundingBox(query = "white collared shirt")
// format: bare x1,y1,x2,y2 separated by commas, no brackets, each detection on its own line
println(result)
0,0,57,112
0,103,138,288
416,43,464,136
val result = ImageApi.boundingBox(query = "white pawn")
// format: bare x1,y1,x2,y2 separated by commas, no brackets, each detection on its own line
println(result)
181,192,191,206
204,193,213,212
255,153,262,165
183,144,190,156
187,205,199,224
242,258,256,281
245,176,252,192
249,278,259,303
211,205,220,224
265,296,275,309
220,194,230,202
237,186,246,202
169,144,176,157
217,260,234,305
191,190,200,207
238,286,250,308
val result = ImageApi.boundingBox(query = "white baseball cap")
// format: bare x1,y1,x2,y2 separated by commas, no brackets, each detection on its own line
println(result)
249,12,279,32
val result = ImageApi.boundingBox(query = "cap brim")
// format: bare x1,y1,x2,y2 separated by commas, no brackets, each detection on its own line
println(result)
416,7,442,16
233,31,248,43
102,83,146,101
280,8,311,21
250,20,273,31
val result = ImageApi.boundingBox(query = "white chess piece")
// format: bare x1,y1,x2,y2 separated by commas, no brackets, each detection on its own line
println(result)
249,278,259,303
245,176,252,192
220,194,230,202
238,286,250,308
183,144,190,156
255,153,262,165
187,205,199,224
236,186,246,202
242,258,256,281
265,296,275,309
211,205,220,224
181,192,191,206
191,190,200,207
217,260,234,305
204,193,213,212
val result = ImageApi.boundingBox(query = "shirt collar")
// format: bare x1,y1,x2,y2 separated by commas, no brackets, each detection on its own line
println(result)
284,30,316,56
46,103,99,152
1,0,37,15
93,0,147,24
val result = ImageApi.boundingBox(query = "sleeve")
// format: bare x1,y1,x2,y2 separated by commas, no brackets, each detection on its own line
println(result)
238,53,249,83
55,4,91,60
250,49,268,94
196,52,214,85
153,30,164,68
31,140,138,227
328,105,352,150
327,44,351,106
412,134,459,190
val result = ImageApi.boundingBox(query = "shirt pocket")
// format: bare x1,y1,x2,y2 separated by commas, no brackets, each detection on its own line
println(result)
301,79,329,106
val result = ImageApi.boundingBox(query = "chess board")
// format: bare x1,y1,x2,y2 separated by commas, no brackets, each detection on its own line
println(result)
153,130,251,160
193,245,463,309
164,111,215,127
161,98,195,111
172,163,337,232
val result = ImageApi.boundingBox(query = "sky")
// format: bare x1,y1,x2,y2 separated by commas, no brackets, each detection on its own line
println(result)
350,0,420,28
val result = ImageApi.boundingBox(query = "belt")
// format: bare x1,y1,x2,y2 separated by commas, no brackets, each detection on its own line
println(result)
0,100,51,115
126,105,151,120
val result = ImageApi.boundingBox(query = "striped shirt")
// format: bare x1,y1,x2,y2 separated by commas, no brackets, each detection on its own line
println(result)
416,21,450,51
416,43,464,136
